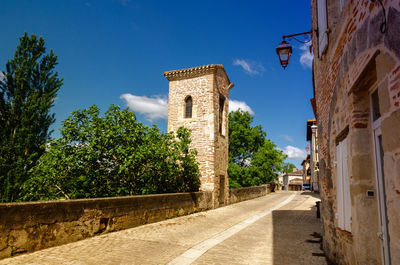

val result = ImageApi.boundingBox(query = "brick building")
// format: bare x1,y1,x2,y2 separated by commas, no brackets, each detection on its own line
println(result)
306,118,320,192
311,0,400,264
164,64,234,207
301,154,311,187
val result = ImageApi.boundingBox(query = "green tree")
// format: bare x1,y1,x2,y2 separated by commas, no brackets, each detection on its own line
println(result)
228,110,286,188
228,110,265,166
282,162,296,173
0,33,62,202
22,105,200,201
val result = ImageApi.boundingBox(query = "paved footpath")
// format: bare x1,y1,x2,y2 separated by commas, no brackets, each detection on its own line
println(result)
1,191,327,265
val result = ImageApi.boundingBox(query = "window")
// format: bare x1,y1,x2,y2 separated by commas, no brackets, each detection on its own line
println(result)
219,175,225,205
185,96,192,118
336,137,351,232
371,89,381,122
219,95,225,135
317,0,328,56
371,88,391,264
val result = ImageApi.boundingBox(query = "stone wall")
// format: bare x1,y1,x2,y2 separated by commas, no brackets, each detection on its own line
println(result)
0,185,271,260
311,0,400,264
229,184,271,204
0,192,213,259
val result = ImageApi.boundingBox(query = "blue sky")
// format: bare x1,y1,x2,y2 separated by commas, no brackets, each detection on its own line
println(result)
0,0,314,168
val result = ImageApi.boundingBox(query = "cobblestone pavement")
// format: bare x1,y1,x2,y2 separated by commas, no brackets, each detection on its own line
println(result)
0,191,327,265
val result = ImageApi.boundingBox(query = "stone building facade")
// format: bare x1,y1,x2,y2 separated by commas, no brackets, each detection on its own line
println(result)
283,170,304,191
306,118,320,192
301,154,311,186
311,0,400,264
164,64,234,207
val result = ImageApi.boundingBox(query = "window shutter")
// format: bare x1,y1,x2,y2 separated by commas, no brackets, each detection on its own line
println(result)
317,0,328,56
336,138,352,232
336,142,345,229
342,138,352,232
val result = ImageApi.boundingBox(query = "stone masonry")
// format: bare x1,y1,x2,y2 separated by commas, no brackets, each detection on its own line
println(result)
165,65,234,207
0,192,213,259
311,0,400,264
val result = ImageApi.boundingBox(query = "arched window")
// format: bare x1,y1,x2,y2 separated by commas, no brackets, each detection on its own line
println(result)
219,94,225,134
185,96,192,118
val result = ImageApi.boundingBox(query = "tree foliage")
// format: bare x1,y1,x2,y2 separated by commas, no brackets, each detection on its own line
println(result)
0,33,62,202
228,110,265,167
282,162,296,173
22,105,200,201
228,110,286,188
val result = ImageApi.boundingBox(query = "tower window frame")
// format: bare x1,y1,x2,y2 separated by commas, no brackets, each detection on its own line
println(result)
184,96,193,118
219,94,225,135
371,89,381,122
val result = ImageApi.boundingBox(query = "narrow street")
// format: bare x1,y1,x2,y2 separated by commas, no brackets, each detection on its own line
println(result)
1,192,327,265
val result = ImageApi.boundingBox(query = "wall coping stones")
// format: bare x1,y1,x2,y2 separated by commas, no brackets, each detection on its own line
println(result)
164,64,231,83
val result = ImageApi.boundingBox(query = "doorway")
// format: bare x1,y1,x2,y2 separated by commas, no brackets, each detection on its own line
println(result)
370,88,391,265
219,175,225,205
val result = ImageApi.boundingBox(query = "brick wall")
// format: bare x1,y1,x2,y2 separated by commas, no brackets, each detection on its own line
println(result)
311,0,400,263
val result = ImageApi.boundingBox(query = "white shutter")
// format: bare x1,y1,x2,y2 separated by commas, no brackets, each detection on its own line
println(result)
317,0,328,56
342,138,352,232
336,138,352,232
336,142,344,229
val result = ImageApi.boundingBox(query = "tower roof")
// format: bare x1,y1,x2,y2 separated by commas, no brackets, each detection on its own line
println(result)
164,64,231,83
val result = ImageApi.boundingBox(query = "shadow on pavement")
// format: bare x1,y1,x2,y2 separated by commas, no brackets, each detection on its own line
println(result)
272,194,327,265
300,191,321,200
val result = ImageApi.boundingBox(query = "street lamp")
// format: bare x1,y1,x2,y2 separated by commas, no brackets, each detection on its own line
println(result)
311,124,317,134
276,31,312,69
276,41,292,69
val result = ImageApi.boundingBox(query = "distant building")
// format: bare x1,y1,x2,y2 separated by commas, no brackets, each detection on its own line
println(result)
281,169,303,191
277,173,284,190
301,154,311,185
306,119,319,192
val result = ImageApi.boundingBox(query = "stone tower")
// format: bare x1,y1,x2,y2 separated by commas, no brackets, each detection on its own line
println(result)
164,64,233,206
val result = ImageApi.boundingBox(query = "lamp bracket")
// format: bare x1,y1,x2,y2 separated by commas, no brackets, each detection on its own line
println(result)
282,31,312,44
370,0,387,34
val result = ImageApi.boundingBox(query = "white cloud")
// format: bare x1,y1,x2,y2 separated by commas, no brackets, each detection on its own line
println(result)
281,145,307,160
0,72,5,81
280,135,294,142
229,99,254,114
233,59,264,76
120,93,168,121
299,44,313,68
120,94,254,121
